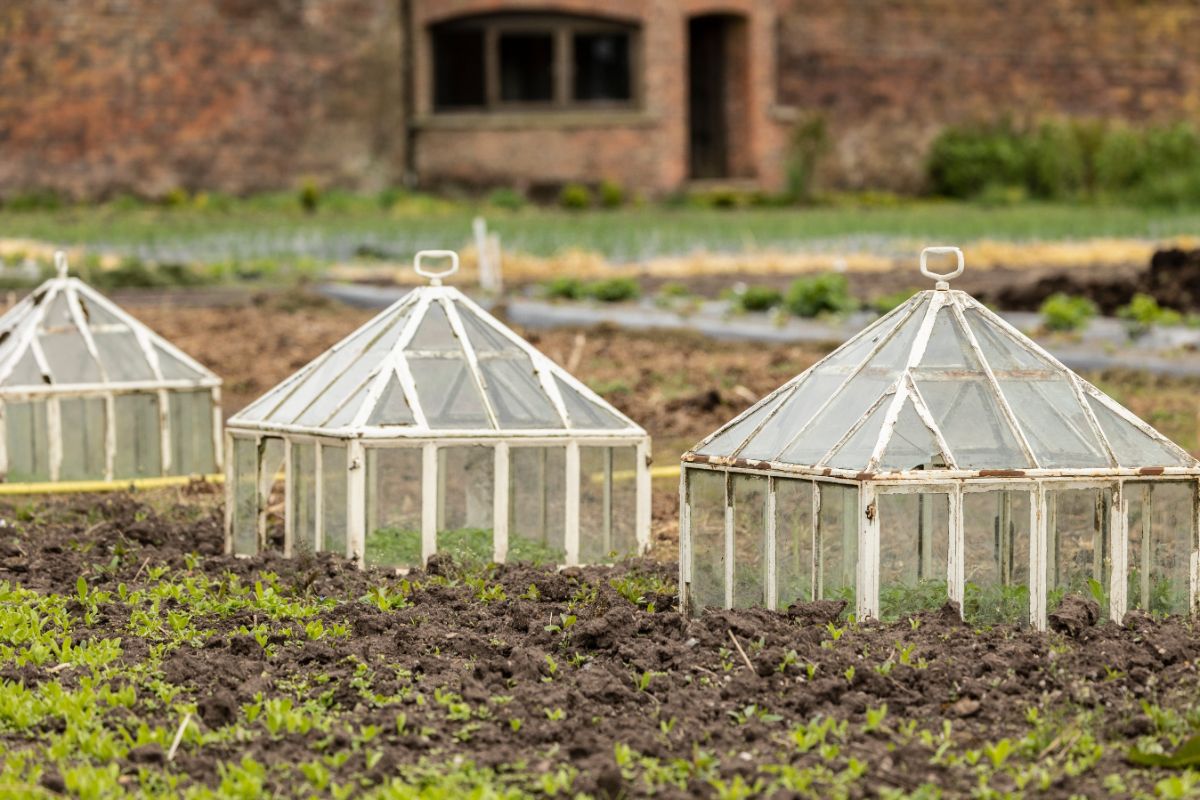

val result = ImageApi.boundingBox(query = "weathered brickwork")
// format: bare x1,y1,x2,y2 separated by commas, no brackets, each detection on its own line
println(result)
776,0,1200,191
1,0,1198,198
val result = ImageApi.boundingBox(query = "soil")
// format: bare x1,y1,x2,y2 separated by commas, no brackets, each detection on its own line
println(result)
2,493,1199,797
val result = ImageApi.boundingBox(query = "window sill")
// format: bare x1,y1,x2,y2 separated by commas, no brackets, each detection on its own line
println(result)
416,110,660,131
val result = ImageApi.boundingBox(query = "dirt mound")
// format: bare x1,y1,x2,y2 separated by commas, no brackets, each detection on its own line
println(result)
1048,595,1102,636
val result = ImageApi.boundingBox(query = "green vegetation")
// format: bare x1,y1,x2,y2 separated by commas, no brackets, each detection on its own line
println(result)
732,284,784,313
784,273,857,318
928,118,1200,205
541,275,640,303
1118,293,1188,336
558,183,592,210
365,527,566,568
878,579,949,621
1039,292,1098,332
963,582,1031,627
784,113,830,203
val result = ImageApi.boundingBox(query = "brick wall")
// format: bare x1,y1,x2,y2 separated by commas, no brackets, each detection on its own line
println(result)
0,0,406,199
776,0,1200,191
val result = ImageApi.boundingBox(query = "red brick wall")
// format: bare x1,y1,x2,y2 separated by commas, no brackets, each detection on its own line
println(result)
776,0,1200,191
0,0,406,200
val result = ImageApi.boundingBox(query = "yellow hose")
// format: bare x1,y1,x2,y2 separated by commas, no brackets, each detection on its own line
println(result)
0,474,224,496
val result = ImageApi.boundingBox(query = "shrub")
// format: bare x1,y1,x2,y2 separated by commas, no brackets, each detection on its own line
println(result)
542,276,586,300
297,179,321,214
927,121,1029,199
559,183,592,210
1118,293,1183,335
487,187,527,211
784,112,829,203
597,180,625,209
735,285,783,312
586,277,640,303
163,187,191,208
2,190,62,212
1039,293,1097,332
784,273,857,318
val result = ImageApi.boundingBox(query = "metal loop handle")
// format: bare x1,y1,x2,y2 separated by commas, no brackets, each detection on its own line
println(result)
414,250,459,285
54,250,69,279
920,246,964,287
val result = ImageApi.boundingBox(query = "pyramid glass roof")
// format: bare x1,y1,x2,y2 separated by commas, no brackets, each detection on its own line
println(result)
690,273,1198,477
229,262,642,438
0,254,219,393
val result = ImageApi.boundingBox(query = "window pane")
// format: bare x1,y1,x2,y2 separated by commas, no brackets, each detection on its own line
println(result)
963,491,1031,626
686,468,725,614
434,28,485,108
365,447,423,568
1128,482,1193,616
94,331,155,382
775,479,813,608
291,442,318,555
59,397,106,480
580,445,638,563
818,482,857,607
731,474,767,608
114,393,161,479
878,493,949,621
480,356,562,429
232,437,258,556
1048,487,1111,618
509,446,566,564
5,400,50,482
169,390,216,475
573,32,630,101
321,444,348,558
437,446,494,562
499,33,554,103
260,438,286,552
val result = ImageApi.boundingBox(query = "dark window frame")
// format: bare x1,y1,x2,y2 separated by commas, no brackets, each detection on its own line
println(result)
430,13,641,113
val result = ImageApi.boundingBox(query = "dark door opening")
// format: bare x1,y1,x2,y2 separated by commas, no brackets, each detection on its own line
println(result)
687,14,748,180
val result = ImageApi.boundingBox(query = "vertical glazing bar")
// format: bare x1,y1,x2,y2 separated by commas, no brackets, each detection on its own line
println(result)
601,447,613,555
255,437,267,552
47,397,62,481
765,477,778,611
858,483,879,620
314,443,325,552
421,444,438,565
1110,481,1128,623
1046,491,1058,594
635,438,652,556
678,466,690,615
103,394,115,482
812,482,822,600
999,491,1012,586
949,484,964,614
223,430,235,555
1032,484,1048,631
564,442,580,566
158,389,171,475
1141,484,1152,610
283,438,294,558
493,443,509,563
724,472,734,610
347,440,366,567
211,387,224,471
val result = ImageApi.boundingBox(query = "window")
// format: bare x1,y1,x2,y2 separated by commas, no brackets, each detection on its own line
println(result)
430,14,638,112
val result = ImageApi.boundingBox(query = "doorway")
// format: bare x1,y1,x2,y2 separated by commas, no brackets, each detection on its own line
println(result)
687,14,749,180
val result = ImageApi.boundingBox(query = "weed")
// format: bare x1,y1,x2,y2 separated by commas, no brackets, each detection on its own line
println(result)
785,273,857,318
1040,293,1097,332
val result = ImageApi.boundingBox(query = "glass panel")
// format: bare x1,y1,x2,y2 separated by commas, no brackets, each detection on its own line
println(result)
94,331,155,382
819,297,924,372
573,32,631,101
554,375,627,430
39,330,102,383
406,302,458,352
456,306,521,355
1085,395,1189,467
365,447,423,568
997,380,1108,468
320,380,371,429
580,446,638,563
917,379,1030,469
480,356,562,429
731,474,768,608
114,393,161,479
825,399,889,469
817,482,858,607
696,386,792,458
366,374,415,427
168,390,216,475
777,371,897,466
231,437,258,556
878,493,950,621
1128,482,1193,616
42,292,74,329
1047,487,1112,618
408,357,491,429
154,343,205,380
686,468,726,614
878,398,943,471
290,442,318,555
920,307,979,370
509,447,567,564
4,350,45,386
963,491,1031,626
294,316,409,427
259,439,286,552
4,400,50,482
436,446,494,561
59,397,106,480
961,308,1051,372
774,479,814,608
738,372,843,461
321,444,348,558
